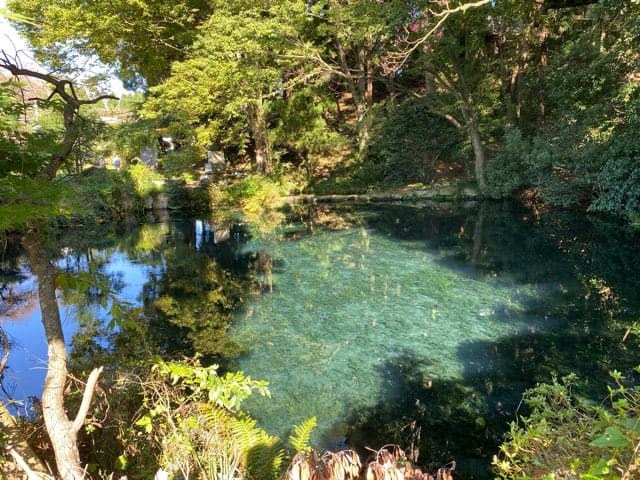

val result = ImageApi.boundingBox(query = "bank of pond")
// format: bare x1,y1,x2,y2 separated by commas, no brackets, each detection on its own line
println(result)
1,201,639,479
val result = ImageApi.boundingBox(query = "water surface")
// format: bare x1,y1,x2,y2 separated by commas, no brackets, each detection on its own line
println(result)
1,203,639,478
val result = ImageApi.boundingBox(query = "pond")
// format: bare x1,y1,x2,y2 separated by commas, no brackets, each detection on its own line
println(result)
1,202,639,479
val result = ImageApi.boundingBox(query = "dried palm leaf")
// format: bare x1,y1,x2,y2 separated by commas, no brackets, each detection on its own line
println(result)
288,450,323,480
339,450,362,478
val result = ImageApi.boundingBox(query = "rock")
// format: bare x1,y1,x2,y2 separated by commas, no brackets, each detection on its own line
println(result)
437,186,456,197
413,189,438,199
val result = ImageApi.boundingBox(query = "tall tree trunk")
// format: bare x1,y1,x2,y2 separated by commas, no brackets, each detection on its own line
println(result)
246,101,271,175
22,231,102,480
22,233,84,480
445,49,488,192
468,114,487,191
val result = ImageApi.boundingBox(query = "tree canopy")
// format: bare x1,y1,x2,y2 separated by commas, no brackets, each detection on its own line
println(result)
4,0,639,217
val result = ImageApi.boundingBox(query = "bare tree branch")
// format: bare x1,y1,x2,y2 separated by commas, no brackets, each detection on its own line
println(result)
0,51,118,180
71,366,103,433
8,448,52,480
382,0,493,75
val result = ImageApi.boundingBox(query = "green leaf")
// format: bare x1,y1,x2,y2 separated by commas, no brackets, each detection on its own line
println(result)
584,458,610,477
619,417,640,434
114,454,129,471
590,426,631,448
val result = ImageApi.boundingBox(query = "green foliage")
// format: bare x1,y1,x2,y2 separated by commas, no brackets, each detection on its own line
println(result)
211,175,288,234
151,359,270,411
495,371,640,479
133,358,284,480
0,82,60,178
126,163,165,197
141,0,308,158
368,99,463,187
150,245,245,357
159,146,203,181
8,0,214,86
487,127,594,208
486,128,563,200
485,0,640,214
58,167,141,220
589,113,640,217
271,86,350,181
111,119,160,165
289,416,318,454
0,177,67,230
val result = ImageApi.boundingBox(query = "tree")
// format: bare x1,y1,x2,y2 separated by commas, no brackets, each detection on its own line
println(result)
381,0,497,190
0,57,120,478
142,0,310,174
301,0,407,158
0,54,116,180
485,0,640,213
18,231,104,480
7,0,214,88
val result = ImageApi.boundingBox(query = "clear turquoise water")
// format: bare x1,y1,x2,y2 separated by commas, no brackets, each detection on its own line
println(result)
225,204,640,477
2,204,639,478
231,225,542,435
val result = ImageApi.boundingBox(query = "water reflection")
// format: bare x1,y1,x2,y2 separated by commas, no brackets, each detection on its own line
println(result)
0,203,639,479
0,218,256,401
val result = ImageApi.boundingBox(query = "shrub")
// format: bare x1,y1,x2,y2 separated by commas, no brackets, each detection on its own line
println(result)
494,371,640,479
127,163,165,197
368,99,463,187
131,358,285,480
210,175,287,234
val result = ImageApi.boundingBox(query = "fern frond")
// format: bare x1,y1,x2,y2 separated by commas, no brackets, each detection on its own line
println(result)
289,416,317,454
231,413,287,480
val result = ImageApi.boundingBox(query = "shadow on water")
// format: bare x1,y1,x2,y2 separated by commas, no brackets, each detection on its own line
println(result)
343,315,640,479
331,202,640,479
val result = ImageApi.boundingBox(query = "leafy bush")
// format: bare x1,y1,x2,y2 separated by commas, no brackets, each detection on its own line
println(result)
486,129,533,198
111,119,161,165
127,163,165,197
161,146,203,181
62,167,141,220
132,358,285,480
210,175,288,234
589,122,640,217
494,371,640,479
487,128,594,207
0,178,66,230
368,99,463,187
